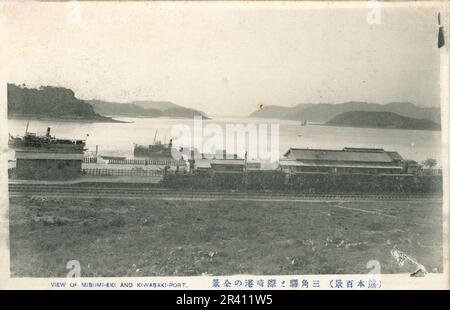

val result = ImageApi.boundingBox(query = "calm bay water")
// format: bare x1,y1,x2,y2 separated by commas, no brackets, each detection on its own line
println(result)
7,117,443,166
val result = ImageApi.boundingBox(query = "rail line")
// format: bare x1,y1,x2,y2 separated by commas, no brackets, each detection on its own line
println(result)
7,183,441,201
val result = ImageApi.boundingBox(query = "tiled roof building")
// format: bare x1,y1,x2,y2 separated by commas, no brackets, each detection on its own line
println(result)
279,147,404,174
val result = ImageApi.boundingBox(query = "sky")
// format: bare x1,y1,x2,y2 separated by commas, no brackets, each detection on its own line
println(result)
0,1,445,116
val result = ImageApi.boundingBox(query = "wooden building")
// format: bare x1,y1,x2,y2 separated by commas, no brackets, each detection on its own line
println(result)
279,147,404,175
15,150,84,180
194,158,245,173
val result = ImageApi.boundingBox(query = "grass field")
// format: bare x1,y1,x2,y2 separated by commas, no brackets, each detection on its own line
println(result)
9,196,443,277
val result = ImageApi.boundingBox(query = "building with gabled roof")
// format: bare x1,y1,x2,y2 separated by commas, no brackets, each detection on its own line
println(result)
279,147,404,175
10,127,86,180
194,158,245,173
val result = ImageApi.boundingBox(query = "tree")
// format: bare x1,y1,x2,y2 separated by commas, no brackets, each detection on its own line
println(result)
421,158,437,169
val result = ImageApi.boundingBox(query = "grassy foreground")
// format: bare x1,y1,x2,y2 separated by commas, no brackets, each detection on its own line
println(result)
9,196,442,277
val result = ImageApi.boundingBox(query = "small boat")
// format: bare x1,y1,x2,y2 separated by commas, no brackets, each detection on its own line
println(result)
300,120,308,126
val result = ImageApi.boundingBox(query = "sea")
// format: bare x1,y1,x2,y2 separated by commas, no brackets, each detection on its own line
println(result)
7,116,443,166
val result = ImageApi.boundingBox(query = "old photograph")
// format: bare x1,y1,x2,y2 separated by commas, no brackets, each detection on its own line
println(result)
0,1,448,290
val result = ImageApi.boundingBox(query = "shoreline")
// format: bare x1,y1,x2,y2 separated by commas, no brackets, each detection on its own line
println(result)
247,117,441,131
319,123,441,132
102,114,212,120
8,115,129,123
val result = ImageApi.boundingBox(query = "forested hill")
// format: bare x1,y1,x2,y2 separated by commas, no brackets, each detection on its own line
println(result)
88,99,210,119
249,101,441,124
325,111,441,131
7,83,118,122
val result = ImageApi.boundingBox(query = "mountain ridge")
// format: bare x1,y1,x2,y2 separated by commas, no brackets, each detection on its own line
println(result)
325,111,441,131
249,101,440,124
88,99,210,119
7,83,121,122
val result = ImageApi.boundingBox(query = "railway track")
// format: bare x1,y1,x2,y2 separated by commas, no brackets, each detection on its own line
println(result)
7,183,441,201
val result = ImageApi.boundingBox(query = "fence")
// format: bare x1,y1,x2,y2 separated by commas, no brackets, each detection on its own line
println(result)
83,157,98,163
107,159,185,166
82,168,163,177
420,168,442,176
82,157,186,166
161,170,443,194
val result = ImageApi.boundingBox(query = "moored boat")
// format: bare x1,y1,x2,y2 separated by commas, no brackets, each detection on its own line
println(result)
8,126,86,153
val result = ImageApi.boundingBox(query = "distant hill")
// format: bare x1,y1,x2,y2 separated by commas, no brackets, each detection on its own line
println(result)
89,99,209,119
130,100,180,111
87,100,163,117
7,83,119,122
249,101,441,124
164,107,209,118
325,111,441,131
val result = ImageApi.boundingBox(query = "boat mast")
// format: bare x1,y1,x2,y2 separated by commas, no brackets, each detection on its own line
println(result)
25,120,29,134
153,130,158,144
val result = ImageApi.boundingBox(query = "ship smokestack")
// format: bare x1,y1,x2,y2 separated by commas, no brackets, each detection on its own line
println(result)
188,150,195,173
46,127,51,137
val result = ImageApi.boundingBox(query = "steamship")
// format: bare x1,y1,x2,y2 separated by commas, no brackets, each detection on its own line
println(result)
9,126,86,153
